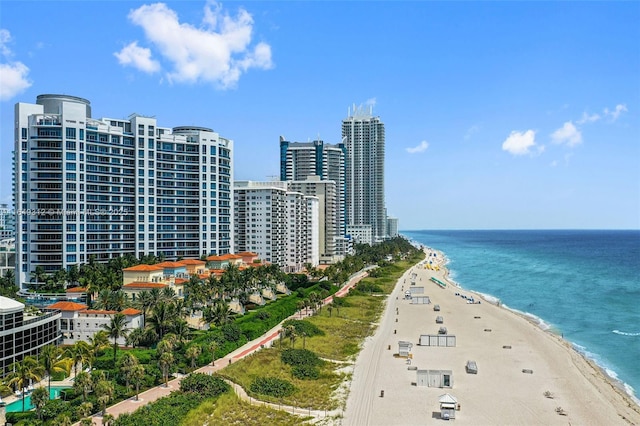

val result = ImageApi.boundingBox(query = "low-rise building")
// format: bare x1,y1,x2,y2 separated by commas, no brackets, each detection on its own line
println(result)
46,301,143,345
1,296,60,377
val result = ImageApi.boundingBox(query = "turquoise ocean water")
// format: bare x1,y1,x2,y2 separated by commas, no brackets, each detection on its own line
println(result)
403,230,640,404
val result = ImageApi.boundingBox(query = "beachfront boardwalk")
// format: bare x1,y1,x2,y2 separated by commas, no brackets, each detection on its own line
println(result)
81,268,372,426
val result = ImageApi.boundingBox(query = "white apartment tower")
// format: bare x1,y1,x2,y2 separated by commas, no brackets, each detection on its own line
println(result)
234,181,318,271
342,104,386,242
14,94,233,288
287,176,339,263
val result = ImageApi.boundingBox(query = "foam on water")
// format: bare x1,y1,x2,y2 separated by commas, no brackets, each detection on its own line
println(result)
612,330,640,337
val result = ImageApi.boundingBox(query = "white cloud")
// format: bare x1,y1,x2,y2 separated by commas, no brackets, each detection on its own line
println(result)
406,140,429,154
576,112,601,125
550,160,558,167
0,29,32,101
604,104,627,121
117,1,273,89
501,130,537,156
464,124,480,140
114,41,160,73
576,104,627,125
551,121,582,147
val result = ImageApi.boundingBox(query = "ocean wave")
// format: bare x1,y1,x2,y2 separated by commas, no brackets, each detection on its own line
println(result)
571,343,640,406
612,330,640,336
501,303,552,331
475,291,501,306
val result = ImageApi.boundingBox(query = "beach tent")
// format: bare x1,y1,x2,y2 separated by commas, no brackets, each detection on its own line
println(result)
439,393,458,420
417,370,453,388
409,286,425,295
436,316,444,324
411,296,430,304
419,334,456,347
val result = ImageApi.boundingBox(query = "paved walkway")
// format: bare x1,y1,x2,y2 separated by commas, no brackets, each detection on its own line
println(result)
82,269,371,426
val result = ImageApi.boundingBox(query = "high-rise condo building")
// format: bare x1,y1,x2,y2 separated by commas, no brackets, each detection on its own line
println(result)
342,104,386,242
287,176,339,263
234,181,318,271
14,94,233,289
279,138,346,238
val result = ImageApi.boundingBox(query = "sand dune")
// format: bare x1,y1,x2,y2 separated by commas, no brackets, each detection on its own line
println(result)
343,249,640,425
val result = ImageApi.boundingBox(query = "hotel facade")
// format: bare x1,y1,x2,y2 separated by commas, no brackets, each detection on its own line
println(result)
14,94,233,289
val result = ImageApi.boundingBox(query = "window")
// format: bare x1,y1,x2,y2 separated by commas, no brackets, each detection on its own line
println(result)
79,129,85,141
21,128,28,139
66,128,77,139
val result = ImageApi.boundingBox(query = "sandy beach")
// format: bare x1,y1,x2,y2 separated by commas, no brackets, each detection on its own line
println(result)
343,249,640,425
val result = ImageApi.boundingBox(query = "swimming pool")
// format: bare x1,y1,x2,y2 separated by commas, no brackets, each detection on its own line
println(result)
5,386,70,413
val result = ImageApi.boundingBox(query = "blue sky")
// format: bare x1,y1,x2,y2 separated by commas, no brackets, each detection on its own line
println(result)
1,1,638,230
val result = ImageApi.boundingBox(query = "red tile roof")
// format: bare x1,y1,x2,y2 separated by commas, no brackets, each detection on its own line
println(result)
174,278,187,284
206,254,242,261
46,301,88,311
177,259,206,265
123,264,164,272
123,282,167,289
65,287,87,293
155,261,186,268
120,308,142,316
237,252,258,257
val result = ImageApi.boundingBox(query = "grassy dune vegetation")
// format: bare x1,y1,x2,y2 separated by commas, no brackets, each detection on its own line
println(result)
217,246,424,412
180,392,311,426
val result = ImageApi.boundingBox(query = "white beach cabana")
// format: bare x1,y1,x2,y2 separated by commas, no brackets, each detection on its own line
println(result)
439,393,458,420
398,340,413,357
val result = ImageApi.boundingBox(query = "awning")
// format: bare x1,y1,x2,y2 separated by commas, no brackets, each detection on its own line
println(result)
441,403,456,409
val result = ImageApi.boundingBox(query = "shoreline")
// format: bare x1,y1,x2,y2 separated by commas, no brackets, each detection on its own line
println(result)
343,248,640,425
436,248,640,409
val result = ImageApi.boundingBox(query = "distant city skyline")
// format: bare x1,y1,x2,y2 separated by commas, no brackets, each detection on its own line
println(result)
1,1,638,229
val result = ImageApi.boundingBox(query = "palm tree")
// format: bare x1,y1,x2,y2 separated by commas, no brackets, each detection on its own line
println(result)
209,341,219,366
73,371,92,402
7,356,45,412
31,386,48,420
136,290,155,321
158,352,174,388
185,345,201,370
101,313,129,363
148,301,175,340
40,344,72,397
89,330,110,361
126,327,145,348
95,380,114,416
172,319,191,347
284,325,296,349
80,418,93,426
118,353,139,390
203,300,231,327
130,364,145,401
52,413,72,426
77,401,94,418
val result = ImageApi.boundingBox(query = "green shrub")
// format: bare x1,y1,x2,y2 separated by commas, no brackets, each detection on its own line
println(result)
41,398,71,421
281,320,324,338
249,377,295,397
179,373,229,397
280,348,322,367
221,323,242,342
291,365,320,380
